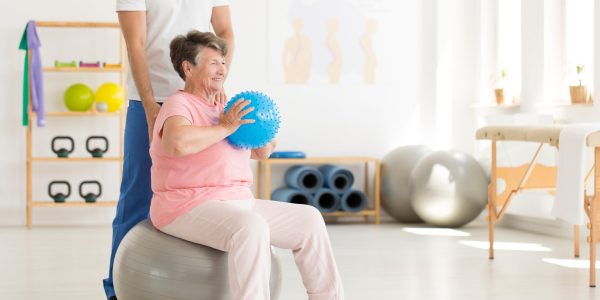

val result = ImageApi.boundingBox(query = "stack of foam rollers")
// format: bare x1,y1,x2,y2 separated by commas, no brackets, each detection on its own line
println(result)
271,164,368,213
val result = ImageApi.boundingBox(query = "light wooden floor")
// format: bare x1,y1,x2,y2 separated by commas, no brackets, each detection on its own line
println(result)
1,220,599,300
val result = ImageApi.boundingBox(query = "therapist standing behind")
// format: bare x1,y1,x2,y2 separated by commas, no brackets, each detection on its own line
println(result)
104,1,235,299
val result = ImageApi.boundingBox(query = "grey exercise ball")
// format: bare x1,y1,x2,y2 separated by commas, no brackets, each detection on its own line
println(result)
410,150,489,227
113,220,282,300
381,145,432,222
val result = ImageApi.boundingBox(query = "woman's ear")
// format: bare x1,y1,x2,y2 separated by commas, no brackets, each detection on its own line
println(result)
182,60,193,79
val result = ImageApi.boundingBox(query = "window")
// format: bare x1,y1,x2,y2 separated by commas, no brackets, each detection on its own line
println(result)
565,0,594,87
497,0,521,101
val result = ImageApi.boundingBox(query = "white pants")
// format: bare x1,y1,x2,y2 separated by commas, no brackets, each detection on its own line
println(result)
159,199,344,300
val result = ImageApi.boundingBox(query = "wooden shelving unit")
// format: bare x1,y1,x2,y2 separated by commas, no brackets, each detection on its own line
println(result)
33,111,122,117
31,157,122,162
256,157,381,224
25,21,127,228
43,67,125,73
31,201,118,208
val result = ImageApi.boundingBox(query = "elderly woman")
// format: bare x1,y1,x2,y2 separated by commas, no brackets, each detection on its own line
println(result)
148,30,344,300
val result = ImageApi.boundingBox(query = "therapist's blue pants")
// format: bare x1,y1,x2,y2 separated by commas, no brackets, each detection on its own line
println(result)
103,100,154,299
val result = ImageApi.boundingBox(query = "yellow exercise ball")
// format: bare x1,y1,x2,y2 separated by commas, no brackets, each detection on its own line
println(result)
95,83,124,112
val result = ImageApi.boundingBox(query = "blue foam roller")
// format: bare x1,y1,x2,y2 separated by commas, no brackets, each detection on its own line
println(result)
284,165,324,193
224,91,281,149
269,151,306,159
318,164,354,194
270,187,311,205
340,189,368,213
311,188,341,213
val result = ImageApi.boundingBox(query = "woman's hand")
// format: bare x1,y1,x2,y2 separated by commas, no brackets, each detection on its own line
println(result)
251,139,277,160
219,98,254,134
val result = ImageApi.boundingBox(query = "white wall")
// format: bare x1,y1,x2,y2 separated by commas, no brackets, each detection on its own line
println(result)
0,0,483,226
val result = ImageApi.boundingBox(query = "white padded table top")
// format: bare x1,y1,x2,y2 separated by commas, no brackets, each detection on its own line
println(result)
476,125,600,148
475,125,530,141
476,125,565,147
524,126,565,147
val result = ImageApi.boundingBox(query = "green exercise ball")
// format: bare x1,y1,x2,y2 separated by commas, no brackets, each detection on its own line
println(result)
64,83,94,112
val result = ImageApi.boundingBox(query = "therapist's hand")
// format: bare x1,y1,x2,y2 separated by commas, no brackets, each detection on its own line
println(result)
216,89,228,106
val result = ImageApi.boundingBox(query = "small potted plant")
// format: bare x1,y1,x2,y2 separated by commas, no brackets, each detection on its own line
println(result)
569,64,589,104
494,69,507,105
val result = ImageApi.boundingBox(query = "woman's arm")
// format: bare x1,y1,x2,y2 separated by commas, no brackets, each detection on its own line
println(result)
161,116,231,156
251,140,277,160
118,11,161,141
161,99,254,156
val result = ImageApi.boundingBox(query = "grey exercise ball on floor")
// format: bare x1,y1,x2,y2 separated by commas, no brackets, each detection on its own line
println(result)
409,150,489,227
381,145,432,222
113,220,282,300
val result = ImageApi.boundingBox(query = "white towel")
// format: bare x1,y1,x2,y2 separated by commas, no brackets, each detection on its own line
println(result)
552,124,600,225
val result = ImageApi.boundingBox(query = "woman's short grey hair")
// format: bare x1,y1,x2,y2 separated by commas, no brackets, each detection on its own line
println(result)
170,30,228,80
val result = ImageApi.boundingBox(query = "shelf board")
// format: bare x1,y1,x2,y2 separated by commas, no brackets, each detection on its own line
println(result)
30,157,121,162
539,102,594,107
473,102,594,109
266,157,378,164
322,210,377,217
31,201,117,207
471,103,520,109
43,67,125,73
36,21,120,28
32,111,123,117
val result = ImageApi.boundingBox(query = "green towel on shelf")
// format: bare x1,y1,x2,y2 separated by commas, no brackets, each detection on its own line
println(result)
19,20,44,127
19,23,29,126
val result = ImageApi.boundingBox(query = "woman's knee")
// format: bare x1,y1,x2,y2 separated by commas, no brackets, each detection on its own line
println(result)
298,205,327,234
233,213,270,242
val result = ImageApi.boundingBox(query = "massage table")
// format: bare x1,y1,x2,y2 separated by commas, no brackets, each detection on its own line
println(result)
476,125,600,287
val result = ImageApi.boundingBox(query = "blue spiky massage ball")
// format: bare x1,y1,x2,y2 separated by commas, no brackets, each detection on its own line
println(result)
224,91,281,149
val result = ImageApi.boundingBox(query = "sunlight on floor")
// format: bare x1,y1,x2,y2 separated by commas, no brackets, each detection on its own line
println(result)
459,240,552,252
542,258,600,269
402,227,471,237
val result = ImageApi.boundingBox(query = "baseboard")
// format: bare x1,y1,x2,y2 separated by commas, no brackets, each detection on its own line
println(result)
498,214,581,240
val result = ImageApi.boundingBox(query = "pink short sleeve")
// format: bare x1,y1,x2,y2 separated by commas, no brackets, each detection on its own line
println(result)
153,93,194,139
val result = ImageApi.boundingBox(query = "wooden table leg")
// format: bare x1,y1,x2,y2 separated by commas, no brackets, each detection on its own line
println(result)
489,140,497,259
591,147,600,287
575,225,580,258
590,200,596,287
489,201,495,259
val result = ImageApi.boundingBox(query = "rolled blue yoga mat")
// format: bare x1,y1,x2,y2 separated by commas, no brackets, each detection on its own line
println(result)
311,188,340,213
318,164,354,194
270,187,311,205
340,189,368,213
284,165,324,193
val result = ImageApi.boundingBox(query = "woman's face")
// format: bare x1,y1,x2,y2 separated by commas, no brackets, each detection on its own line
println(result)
186,47,227,92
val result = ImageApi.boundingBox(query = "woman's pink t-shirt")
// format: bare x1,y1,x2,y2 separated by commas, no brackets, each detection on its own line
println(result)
149,91,254,228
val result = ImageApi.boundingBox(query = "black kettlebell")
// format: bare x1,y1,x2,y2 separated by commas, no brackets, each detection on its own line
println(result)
79,180,102,203
86,136,109,158
51,136,74,158
48,181,71,203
